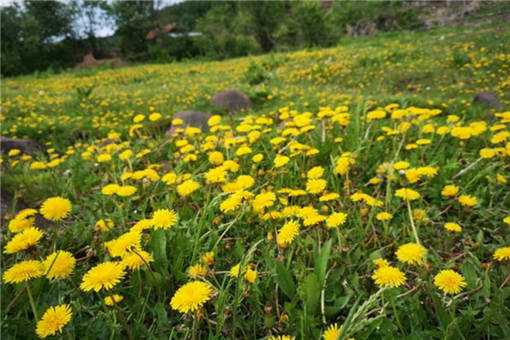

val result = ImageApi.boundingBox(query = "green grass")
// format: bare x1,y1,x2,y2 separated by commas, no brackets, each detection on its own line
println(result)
1,20,510,339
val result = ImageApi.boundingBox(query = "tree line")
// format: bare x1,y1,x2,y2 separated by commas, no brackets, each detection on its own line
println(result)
1,0,428,77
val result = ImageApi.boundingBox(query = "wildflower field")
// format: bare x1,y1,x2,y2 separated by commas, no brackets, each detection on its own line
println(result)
1,21,510,340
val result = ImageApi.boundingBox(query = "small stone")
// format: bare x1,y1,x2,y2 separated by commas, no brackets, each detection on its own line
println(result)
0,137,42,155
212,90,252,114
473,92,502,109
166,111,211,135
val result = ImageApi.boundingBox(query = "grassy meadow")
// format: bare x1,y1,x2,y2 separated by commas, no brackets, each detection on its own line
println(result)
1,20,510,339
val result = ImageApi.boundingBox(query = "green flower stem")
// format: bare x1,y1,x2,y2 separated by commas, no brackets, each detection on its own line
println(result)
26,283,38,321
406,201,421,245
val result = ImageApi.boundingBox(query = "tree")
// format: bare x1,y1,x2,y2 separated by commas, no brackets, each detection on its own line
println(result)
108,0,157,60
71,0,113,53
238,1,288,52
158,0,215,32
1,1,76,76
1,4,25,75
290,1,334,47
24,0,75,42
195,3,259,58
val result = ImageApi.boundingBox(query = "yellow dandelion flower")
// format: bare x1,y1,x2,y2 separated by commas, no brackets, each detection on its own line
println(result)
101,184,120,195
323,323,341,340
4,227,43,254
376,212,393,221
268,335,295,340
229,263,241,277
8,149,21,157
169,280,214,313
104,294,124,306
441,184,459,197
412,208,427,221
458,195,477,207
80,261,126,292
277,220,300,247
236,145,252,156
220,192,244,213
187,264,208,279
373,258,390,268
444,222,462,233
493,246,510,262
35,304,72,338
121,250,153,270
307,166,324,179
244,267,258,283
319,192,340,202
95,219,114,232
201,251,215,265
40,197,71,221
252,153,264,163
372,265,406,288
306,178,327,194
433,269,466,294
326,212,347,228
393,161,410,170
42,250,76,280
152,209,178,229
161,172,177,185
334,152,355,175
205,166,228,184
104,230,142,257
97,153,111,162
8,209,37,233
3,260,44,284
395,243,427,265
208,115,221,126
149,112,161,121
395,188,421,201
479,148,496,159
177,179,200,197
504,216,510,225
252,192,276,213
274,155,290,168
116,185,137,197
368,177,382,185
119,149,133,161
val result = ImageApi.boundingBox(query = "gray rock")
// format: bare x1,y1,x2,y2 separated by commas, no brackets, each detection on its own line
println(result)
166,111,211,135
212,89,252,114
0,137,42,155
473,92,502,109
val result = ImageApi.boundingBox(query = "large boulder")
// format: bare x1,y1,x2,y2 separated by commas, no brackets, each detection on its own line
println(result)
0,137,42,155
473,92,502,109
166,111,211,135
212,89,252,114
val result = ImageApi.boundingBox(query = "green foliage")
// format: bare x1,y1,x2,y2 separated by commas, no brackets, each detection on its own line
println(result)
0,1,78,77
243,61,270,85
158,0,216,32
3,0,508,77
452,51,471,68
330,0,423,34
290,1,336,47
109,0,157,61
195,4,260,59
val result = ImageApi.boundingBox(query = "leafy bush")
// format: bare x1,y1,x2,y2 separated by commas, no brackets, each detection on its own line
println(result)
243,61,270,85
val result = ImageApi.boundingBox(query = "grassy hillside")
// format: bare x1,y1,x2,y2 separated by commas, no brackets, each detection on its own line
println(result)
1,20,510,339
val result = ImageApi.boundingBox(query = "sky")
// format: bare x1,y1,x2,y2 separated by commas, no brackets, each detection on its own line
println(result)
0,0,182,37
